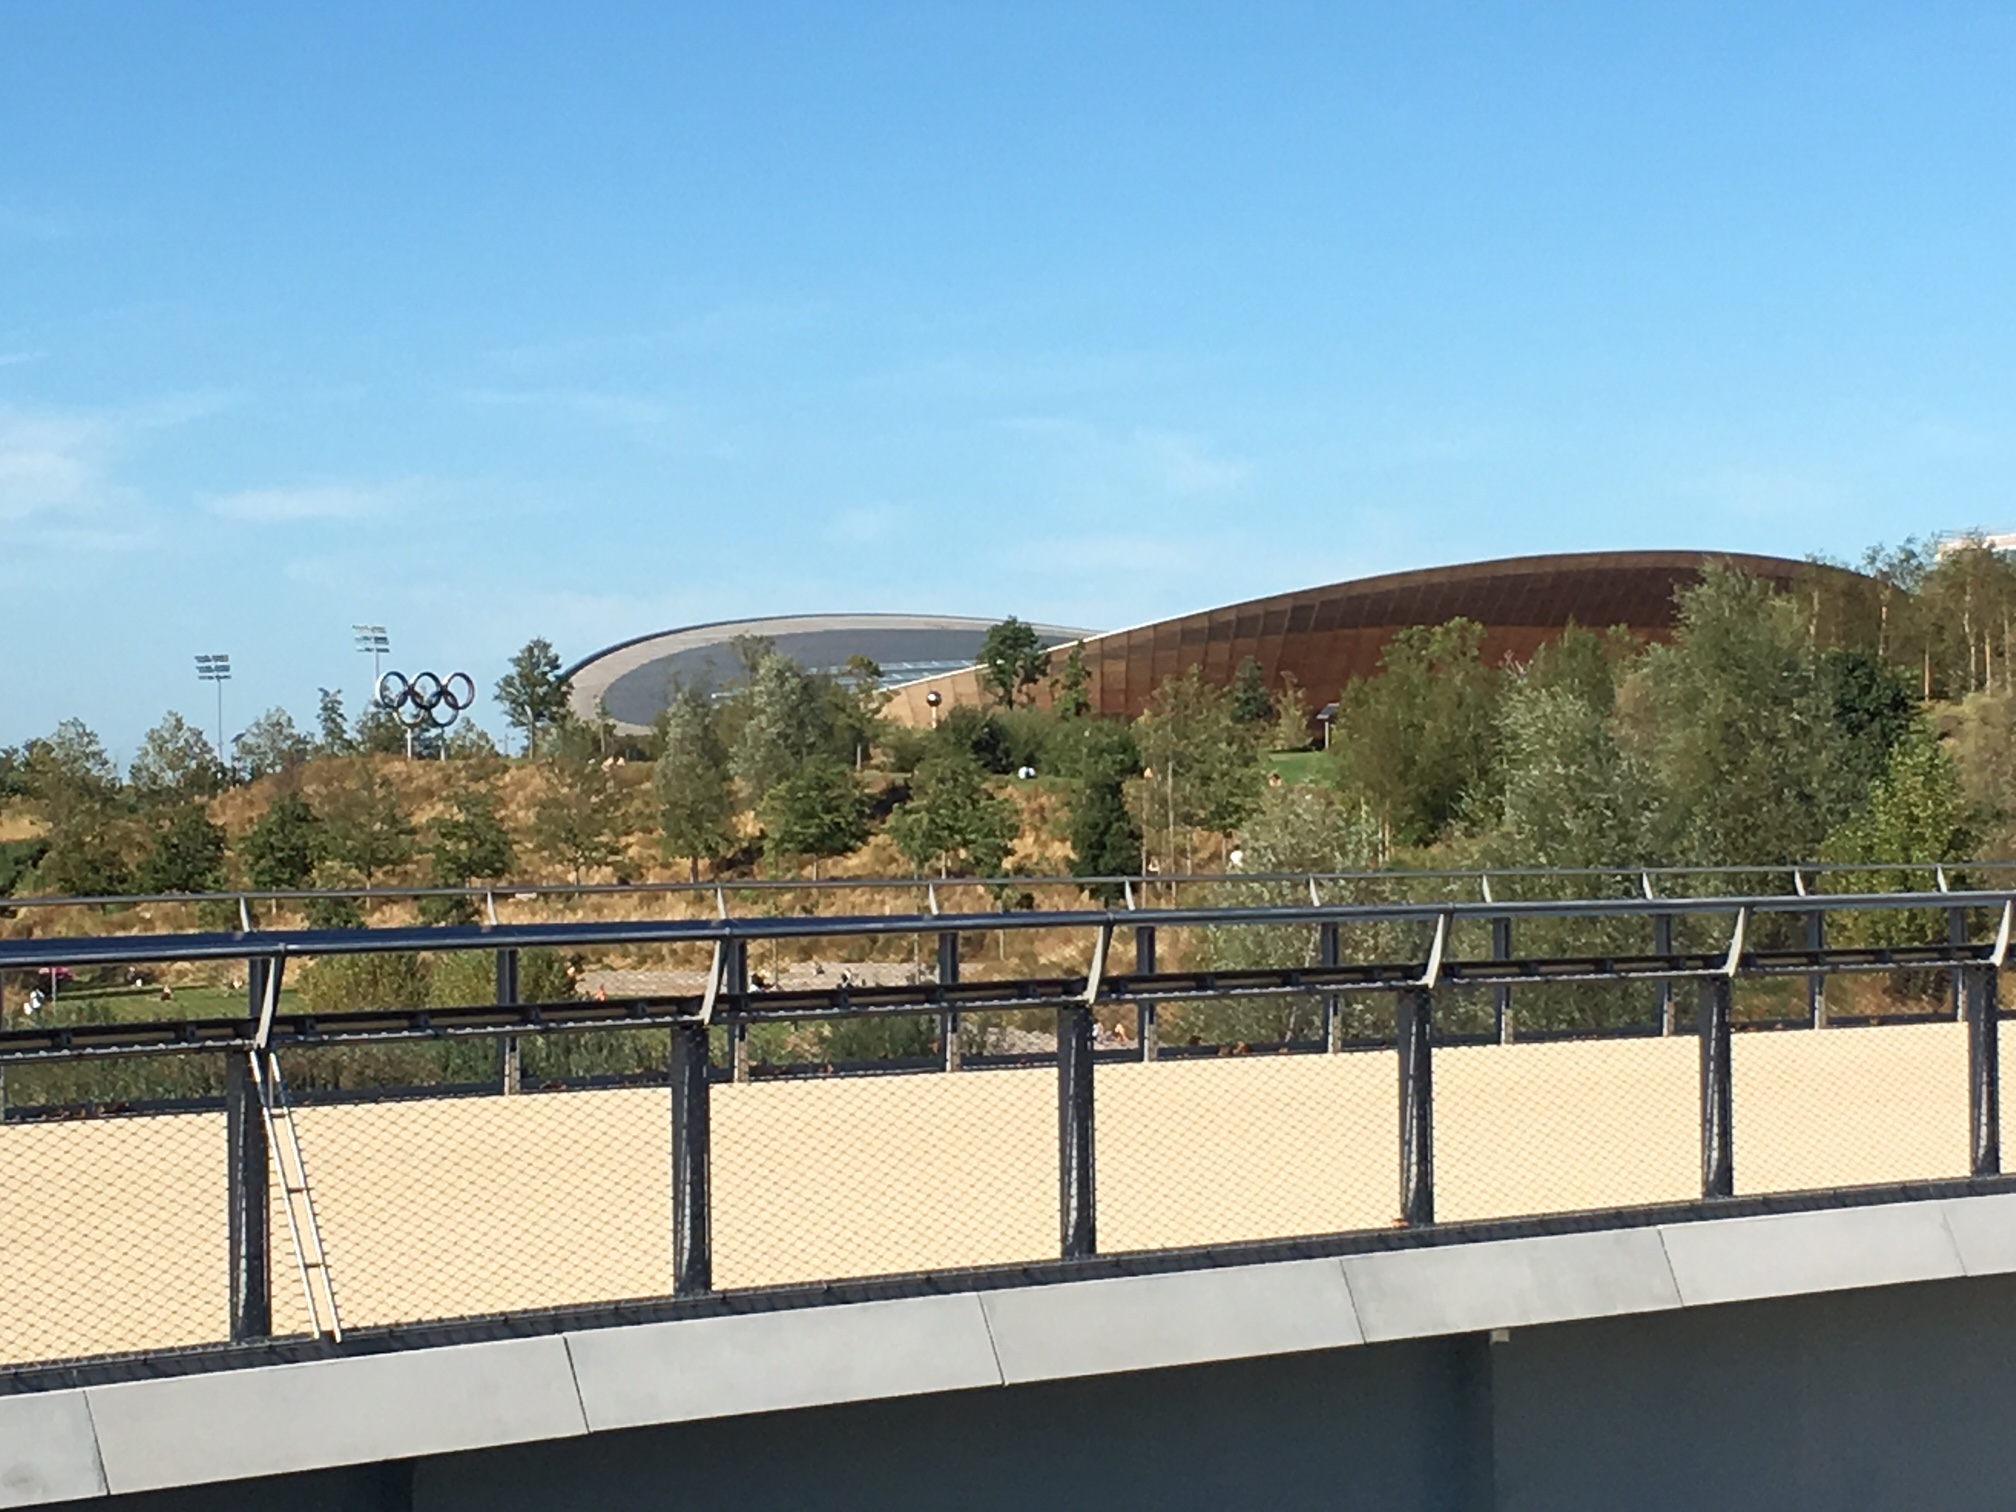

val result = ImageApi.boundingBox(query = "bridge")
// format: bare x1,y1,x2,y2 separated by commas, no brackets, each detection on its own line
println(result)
4,869,2016,1509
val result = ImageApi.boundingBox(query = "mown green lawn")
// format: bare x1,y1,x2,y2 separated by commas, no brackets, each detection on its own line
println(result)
1265,750,1332,786
6,982,305,1027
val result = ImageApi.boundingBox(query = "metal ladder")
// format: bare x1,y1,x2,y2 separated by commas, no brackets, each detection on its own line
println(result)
248,1048,343,1341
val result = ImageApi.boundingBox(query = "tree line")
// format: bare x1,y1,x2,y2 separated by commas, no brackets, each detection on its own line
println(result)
7,541,2016,917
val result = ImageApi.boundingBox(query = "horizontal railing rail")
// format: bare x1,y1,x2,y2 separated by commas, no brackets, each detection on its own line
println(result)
0,857,2006,916
0,940,2008,1063
2,886,2011,971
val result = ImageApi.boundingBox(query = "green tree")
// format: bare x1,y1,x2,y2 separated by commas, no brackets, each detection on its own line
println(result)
931,704,1014,774
1622,564,1850,867
233,708,312,780
0,744,28,801
1269,671,1311,752
24,720,128,896
888,752,1019,876
654,686,735,881
129,712,222,803
1331,619,1503,851
836,655,890,767
1493,681,1662,869
241,791,323,892
1523,623,1636,711
1132,667,1264,870
495,637,574,756
1062,720,1143,902
23,719,116,800
321,763,416,885
758,757,868,877
421,782,515,923
442,721,501,760
1824,723,1975,957
529,751,632,883
1196,784,1383,1043
34,829,130,897
730,649,835,800
316,689,356,755
979,617,1050,708
354,700,408,757
1822,646,1919,799
134,805,228,894
1228,656,1275,726
1051,641,1092,719
1824,723,1974,876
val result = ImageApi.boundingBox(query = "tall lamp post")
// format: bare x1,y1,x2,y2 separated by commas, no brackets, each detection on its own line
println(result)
195,654,232,773
354,624,390,685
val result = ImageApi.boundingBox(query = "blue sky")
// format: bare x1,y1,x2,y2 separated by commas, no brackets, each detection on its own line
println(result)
5,3,2015,757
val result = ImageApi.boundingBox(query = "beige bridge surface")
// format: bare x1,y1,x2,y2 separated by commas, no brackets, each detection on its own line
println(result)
0,1021,1986,1369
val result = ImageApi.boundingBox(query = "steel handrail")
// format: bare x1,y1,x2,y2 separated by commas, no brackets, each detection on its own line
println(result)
2,859,2011,914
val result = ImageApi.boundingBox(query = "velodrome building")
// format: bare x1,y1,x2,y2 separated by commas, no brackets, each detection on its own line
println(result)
565,550,1826,734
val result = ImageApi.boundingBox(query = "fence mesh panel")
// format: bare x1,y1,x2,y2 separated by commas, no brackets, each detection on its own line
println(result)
711,1061,1054,1287
1096,1049,1396,1251
1731,1020,1969,1195
1435,1034,1697,1222
0,1105,227,1367
279,1078,672,1331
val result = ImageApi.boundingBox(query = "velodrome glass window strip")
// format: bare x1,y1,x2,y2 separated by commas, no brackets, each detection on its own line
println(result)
709,1027,1055,1289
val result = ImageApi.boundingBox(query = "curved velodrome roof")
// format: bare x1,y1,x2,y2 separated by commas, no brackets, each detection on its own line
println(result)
880,550,1848,727
567,613,1098,732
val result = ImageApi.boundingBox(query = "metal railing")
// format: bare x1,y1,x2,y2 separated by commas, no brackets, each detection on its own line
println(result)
2,857,2007,922
0,881,2011,1378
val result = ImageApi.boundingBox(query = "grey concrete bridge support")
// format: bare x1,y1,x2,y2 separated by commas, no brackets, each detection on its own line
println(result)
21,1195,2016,1512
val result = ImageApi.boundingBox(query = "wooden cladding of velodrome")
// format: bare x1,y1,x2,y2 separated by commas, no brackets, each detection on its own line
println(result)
884,550,1839,727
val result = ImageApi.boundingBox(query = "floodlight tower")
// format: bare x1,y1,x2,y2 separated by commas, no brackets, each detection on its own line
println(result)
354,624,390,690
194,654,231,769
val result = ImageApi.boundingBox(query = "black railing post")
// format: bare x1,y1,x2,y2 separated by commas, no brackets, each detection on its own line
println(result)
1491,915,1513,1043
726,938,750,1083
1058,1003,1096,1258
496,947,521,1095
1805,911,1826,1028
1397,987,1434,1227
1654,913,1676,1033
1319,921,1341,1052
1699,977,1734,1199
227,960,272,1341
1952,908,1970,1019
937,930,960,1071
1134,925,1158,1061
1967,965,2000,1178
670,1021,713,1295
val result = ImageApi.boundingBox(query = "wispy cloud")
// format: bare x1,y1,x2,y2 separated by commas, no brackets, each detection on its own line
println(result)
990,417,1252,501
824,504,902,544
206,482,397,523
0,407,125,521
457,385,751,458
462,386,677,429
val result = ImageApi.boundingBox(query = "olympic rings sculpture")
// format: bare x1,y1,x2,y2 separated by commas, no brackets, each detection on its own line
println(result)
375,670,477,732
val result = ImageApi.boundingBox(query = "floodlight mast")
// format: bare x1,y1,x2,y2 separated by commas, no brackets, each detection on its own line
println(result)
194,654,231,774
353,624,391,685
